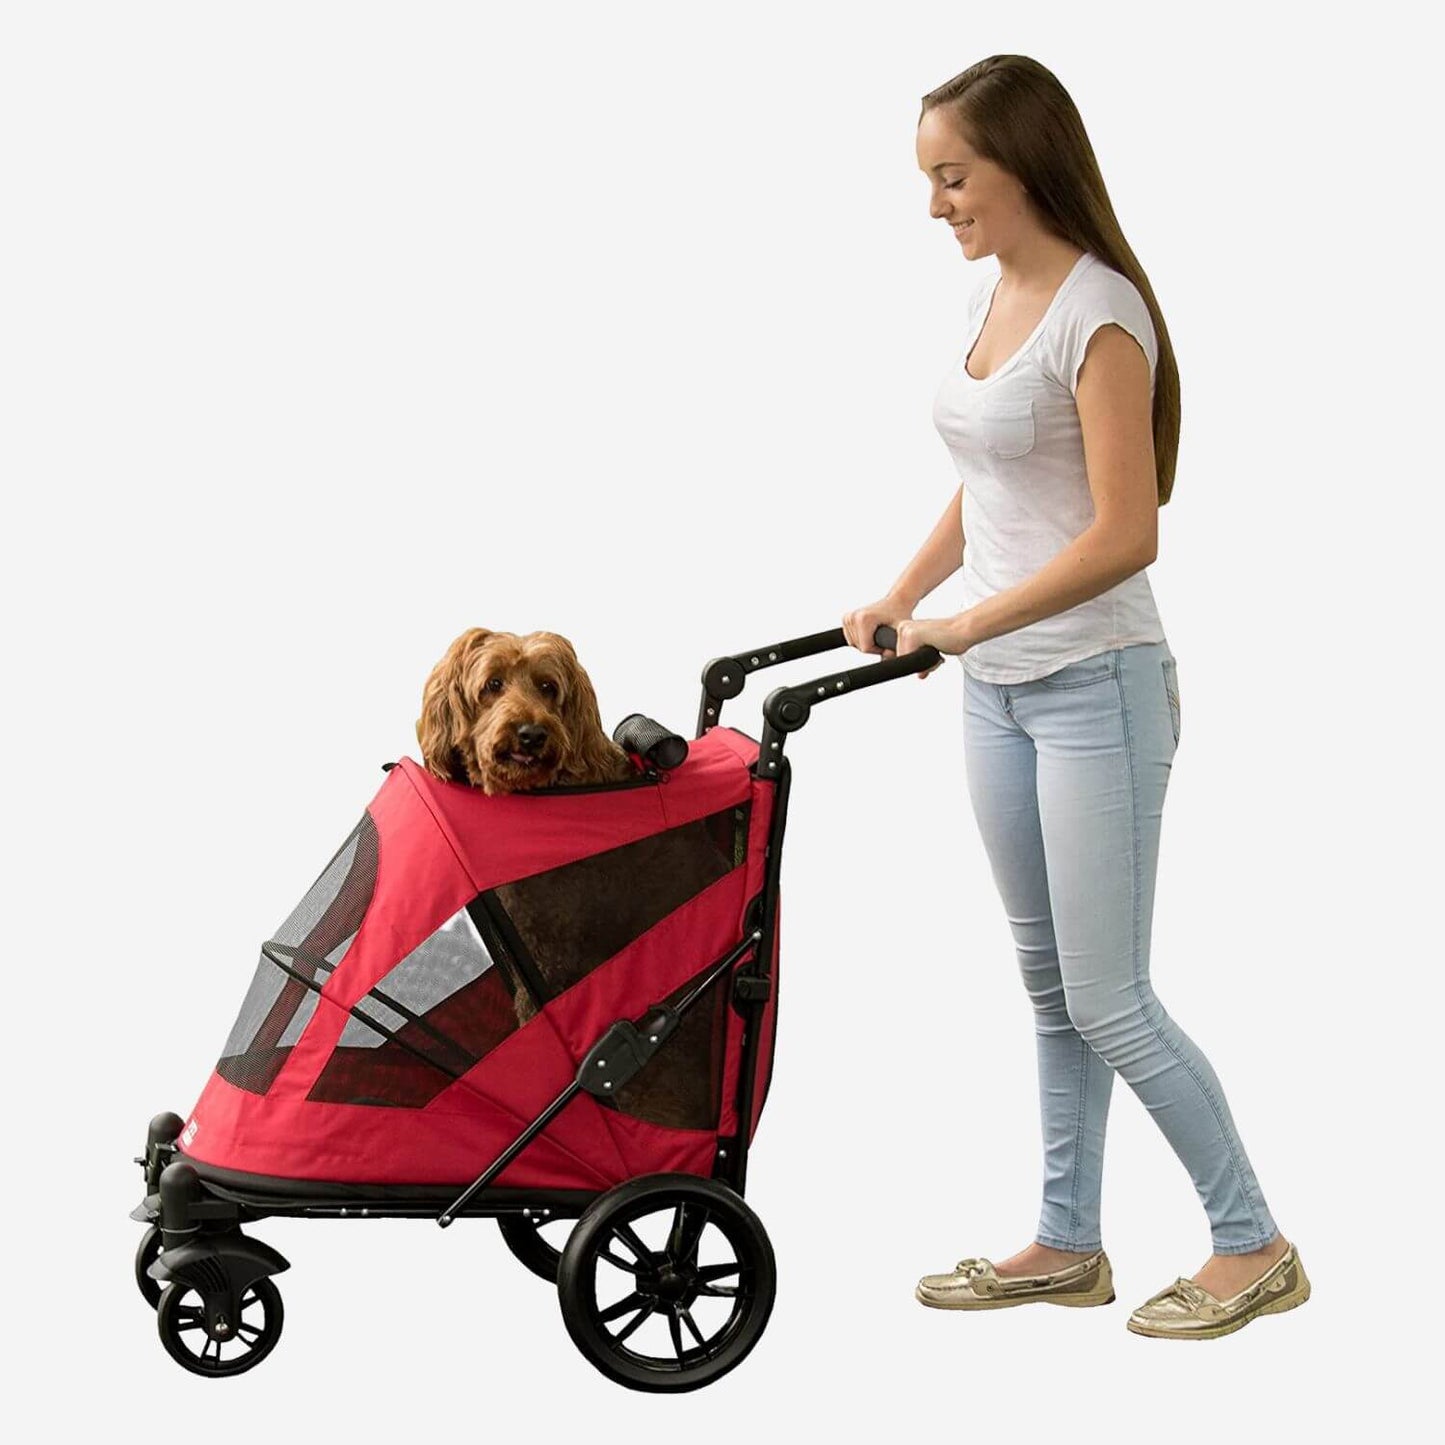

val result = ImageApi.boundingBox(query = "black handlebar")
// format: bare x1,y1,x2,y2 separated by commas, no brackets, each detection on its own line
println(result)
696,621,944,743
870,624,906,655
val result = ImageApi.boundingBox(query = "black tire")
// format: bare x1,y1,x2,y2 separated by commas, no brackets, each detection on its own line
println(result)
135,1225,164,1310
497,1209,580,1283
556,1173,775,1393
156,1276,284,1377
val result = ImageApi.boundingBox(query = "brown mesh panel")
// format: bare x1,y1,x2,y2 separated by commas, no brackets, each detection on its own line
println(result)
609,965,731,1130
491,802,749,1001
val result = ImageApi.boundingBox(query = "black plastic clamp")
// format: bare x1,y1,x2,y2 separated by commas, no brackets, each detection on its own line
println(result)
577,1006,682,1097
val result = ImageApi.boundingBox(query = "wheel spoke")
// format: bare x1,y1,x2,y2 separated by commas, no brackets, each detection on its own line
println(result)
598,1290,646,1324
667,1308,684,1361
670,1202,709,1267
677,1304,707,1348
695,1262,740,1282
612,1300,656,1344
236,1322,263,1341
613,1222,652,1264
695,1282,738,1298
598,1248,640,1274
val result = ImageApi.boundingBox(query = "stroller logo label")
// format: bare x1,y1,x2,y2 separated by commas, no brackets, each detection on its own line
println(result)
181,1118,199,1147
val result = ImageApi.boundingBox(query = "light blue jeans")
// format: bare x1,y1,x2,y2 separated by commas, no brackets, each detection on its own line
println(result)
961,640,1280,1256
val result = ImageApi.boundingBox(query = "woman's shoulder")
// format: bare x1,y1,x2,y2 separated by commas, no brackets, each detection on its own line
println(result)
1045,254,1158,389
1070,253,1150,316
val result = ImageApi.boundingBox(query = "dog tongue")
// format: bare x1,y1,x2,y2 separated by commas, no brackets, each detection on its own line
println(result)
508,752,536,765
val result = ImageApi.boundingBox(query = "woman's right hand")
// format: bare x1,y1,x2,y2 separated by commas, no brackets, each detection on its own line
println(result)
842,593,915,658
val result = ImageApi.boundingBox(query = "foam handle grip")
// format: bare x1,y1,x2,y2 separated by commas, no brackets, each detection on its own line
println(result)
612,712,689,770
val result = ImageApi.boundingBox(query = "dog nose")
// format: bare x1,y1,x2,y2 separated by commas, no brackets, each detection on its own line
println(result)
516,724,548,754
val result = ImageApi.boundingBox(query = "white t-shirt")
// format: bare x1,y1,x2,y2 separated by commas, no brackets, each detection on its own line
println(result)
932,250,1167,683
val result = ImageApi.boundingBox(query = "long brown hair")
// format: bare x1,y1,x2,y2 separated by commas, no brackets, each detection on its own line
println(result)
922,56,1181,505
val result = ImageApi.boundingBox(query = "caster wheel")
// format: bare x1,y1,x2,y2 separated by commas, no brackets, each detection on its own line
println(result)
135,1225,165,1310
156,1277,284,1377
557,1173,775,1393
497,1209,579,1283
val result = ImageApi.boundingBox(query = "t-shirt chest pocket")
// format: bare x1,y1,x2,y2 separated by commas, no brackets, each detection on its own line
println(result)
980,396,1036,460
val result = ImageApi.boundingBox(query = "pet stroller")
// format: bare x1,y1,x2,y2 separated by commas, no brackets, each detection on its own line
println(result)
131,623,936,1391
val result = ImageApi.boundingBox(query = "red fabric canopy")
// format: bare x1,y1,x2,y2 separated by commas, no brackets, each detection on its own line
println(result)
179,726,780,1188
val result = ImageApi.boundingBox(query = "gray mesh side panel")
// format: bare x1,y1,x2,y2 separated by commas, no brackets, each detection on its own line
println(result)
222,926,358,1059
220,958,287,1060
274,832,362,947
218,816,376,1072
338,906,496,1048
275,932,357,1047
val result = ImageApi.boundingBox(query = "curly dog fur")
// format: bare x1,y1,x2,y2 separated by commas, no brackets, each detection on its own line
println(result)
417,627,634,796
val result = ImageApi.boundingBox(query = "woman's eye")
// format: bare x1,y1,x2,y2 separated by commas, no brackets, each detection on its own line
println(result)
946,179,966,189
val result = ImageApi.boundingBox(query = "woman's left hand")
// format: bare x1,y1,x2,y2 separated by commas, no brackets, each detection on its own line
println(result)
891,615,975,679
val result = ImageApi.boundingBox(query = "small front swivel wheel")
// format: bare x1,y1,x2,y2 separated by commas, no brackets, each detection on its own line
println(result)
156,1277,284,1377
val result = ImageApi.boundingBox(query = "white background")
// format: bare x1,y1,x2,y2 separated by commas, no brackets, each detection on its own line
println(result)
4,1,1437,1438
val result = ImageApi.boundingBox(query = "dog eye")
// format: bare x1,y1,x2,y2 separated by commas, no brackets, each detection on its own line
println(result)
485,677,503,692
539,680,558,696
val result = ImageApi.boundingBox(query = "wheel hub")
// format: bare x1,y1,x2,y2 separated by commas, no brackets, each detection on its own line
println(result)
647,1262,694,1303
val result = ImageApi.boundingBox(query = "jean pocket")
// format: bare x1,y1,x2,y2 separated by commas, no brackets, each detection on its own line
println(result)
1035,652,1117,689
981,397,1036,459
1162,656,1180,744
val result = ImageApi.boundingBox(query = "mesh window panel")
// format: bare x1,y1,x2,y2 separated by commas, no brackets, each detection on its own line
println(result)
308,904,521,1108
491,801,750,1002
216,814,379,1095
609,963,731,1130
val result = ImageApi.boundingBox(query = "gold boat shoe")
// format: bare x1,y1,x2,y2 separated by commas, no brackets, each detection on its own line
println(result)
1126,1242,1310,1339
915,1249,1114,1309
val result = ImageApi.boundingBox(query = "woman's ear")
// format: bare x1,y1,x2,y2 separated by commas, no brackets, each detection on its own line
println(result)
416,627,493,780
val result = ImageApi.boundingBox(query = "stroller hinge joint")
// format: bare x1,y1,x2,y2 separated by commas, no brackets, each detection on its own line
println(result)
577,1007,683,1096
732,971,770,1004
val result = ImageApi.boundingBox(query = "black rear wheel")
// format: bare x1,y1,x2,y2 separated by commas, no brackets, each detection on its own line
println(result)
556,1173,775,1392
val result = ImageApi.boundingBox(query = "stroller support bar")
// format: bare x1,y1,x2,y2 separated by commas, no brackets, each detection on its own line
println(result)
437,931,763,1229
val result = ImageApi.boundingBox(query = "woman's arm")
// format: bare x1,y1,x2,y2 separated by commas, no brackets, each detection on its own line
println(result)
886,482,966,609
902,325,1159,661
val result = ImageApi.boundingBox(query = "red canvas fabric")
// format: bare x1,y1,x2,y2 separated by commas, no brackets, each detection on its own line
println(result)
180,726,781,1187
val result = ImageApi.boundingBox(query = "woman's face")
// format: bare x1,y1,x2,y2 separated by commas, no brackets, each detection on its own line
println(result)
916,107,1030,259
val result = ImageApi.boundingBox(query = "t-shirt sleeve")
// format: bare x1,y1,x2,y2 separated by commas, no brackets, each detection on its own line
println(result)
1046,269,1158,398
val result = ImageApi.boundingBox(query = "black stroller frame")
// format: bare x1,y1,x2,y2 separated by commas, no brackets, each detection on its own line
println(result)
131,624,936,1390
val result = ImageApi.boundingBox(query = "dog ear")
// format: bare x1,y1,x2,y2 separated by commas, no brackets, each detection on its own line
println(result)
543,632,628,781
417,627,494,781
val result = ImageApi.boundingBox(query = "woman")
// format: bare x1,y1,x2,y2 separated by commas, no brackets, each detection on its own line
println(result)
842,56,1310,1340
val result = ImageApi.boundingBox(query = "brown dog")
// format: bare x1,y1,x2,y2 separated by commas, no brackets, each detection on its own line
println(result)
416,627,635,796
415,628,720,1128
